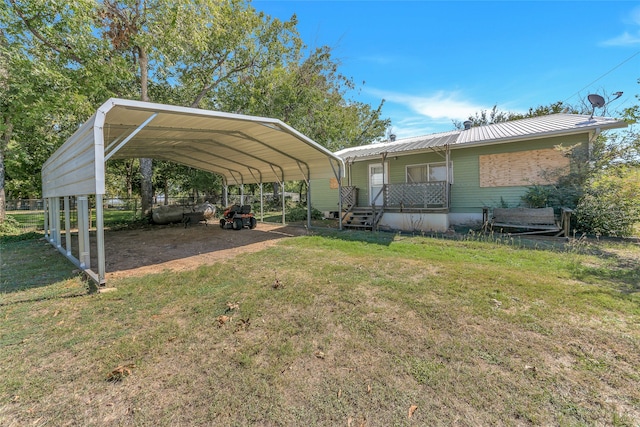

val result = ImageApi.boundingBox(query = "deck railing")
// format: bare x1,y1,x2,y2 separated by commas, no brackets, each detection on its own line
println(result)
384,181,448,209
341,182,449,210
341,186,358,207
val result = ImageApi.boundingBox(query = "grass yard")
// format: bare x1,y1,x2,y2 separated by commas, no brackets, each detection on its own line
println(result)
1,230,639,426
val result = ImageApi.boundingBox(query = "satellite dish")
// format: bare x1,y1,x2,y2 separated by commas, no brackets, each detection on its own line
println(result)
588,94,605,108
587,94,605,119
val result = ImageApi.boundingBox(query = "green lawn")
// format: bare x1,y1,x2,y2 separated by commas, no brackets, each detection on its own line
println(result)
1,231,639,426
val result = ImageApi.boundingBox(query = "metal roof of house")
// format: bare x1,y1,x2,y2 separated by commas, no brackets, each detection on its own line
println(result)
336,114,628,161
42,98,344,198
335,130,461,160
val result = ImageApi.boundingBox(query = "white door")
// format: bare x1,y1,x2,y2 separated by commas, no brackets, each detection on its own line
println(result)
369,163,388,205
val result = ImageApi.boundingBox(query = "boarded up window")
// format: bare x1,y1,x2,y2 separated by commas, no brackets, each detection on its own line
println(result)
329,177,339,189
479,148,569,187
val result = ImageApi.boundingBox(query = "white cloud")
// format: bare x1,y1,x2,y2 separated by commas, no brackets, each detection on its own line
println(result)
601,6,640,46
629,5,640,25
371,88,490,123
389,116,445,139
600,31,640,47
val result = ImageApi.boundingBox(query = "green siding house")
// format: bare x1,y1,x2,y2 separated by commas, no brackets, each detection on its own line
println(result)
310,114,627,232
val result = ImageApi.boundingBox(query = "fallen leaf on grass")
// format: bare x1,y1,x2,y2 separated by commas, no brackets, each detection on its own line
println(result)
225,302,239,312
106,364,135,382
217,315,231,327
272,270,284,289
234,317,251,332
408,405,418,418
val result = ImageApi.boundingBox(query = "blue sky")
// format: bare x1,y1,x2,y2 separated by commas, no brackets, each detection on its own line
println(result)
254,1,640,137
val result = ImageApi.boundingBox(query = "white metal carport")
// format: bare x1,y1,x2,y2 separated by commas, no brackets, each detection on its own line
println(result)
41,98,345,286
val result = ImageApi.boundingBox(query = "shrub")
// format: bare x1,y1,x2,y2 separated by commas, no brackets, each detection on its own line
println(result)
0,217,42,242
521,185,554,208
0,216,22,235
286,205,323,221
574,168,640,237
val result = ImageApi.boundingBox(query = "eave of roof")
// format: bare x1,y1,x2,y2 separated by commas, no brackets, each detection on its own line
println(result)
335,130,461,160
336,114,628,161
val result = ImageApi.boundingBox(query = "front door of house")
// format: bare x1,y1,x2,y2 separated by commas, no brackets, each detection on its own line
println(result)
369,162,388,206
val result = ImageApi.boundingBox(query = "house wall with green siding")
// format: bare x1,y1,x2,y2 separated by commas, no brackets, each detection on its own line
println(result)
448,133,585,214
309,179,339,214
310,133,588,218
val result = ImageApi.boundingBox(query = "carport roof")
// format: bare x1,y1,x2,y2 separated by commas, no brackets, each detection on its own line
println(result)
42,98,344,198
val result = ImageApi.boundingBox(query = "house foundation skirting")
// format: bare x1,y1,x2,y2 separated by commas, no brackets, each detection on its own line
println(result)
448,212,484,228
378,212,449,233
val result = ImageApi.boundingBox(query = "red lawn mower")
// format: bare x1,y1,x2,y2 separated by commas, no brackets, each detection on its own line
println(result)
219,204,257,230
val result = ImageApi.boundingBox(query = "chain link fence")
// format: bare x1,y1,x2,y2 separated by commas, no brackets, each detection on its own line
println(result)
4,192,304,231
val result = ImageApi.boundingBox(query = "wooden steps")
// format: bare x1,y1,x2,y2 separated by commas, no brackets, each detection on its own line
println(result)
342,207,382,230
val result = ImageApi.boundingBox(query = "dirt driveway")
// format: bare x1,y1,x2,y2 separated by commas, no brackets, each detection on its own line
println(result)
99,222,308,281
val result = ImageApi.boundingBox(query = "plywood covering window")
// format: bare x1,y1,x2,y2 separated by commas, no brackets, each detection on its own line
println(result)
479,148,569,187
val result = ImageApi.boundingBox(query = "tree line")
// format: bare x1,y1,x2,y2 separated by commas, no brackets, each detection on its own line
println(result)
0,0,390,220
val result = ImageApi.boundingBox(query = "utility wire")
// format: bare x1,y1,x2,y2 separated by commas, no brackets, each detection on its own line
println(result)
563,50,640,103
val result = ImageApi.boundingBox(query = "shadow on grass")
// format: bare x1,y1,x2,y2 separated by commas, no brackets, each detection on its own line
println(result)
311,228,396,246
1,235,81,295
571,249,640,295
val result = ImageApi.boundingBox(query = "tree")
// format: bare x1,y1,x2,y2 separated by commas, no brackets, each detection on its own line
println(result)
573,109,640,236
452,101,579,129
91,0,306,214
0,11,106,218
1,0,132,220
215,44,389,199
574,165,640,237
3,0,389,218
4,0,301,215
220,45,389,151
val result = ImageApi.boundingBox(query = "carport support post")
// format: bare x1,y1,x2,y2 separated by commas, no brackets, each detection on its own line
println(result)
306,180,312,229
77,196,90,269
52,197,61,250
95,194,106,284
43,198,48,241
64,196,72,256
223,185,228,208
44,197,53,243
281,184,286,225
259,183,264,222
48,197,56,245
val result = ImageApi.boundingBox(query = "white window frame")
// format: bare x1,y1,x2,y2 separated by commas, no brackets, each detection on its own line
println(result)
405,161,453,184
